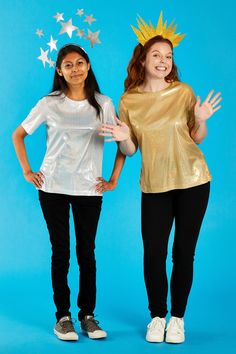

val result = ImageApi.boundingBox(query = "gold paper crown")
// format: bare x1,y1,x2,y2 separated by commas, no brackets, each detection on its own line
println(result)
131,11,185,47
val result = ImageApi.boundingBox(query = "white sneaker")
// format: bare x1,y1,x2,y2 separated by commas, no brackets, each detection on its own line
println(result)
146,317,166,342
165,317,185,343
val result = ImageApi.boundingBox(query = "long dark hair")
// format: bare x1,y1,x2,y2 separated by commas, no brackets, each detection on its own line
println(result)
50,44,101,117
124,35,180,92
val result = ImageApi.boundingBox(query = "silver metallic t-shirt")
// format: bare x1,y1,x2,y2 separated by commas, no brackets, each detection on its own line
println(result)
21,92,116,196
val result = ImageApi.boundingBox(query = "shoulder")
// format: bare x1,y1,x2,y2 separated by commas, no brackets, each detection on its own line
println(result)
174,82,195,96
95,92,113,105
119,88,138,107
38,91,65,108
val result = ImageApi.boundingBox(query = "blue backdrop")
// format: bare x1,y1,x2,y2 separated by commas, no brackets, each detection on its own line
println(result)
1,1,235,353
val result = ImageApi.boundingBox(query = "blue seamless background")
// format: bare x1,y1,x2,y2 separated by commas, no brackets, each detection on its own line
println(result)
0,1,235,353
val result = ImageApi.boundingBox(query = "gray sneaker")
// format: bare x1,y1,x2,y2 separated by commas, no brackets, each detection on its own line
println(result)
81,315,107,339
54,316,79,341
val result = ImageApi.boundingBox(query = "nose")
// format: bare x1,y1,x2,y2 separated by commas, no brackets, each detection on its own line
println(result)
72,64,79,72
160,55,166,63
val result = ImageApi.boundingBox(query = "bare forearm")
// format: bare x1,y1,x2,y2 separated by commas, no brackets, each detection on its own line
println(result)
191,120,207,144
109,149,126,183
119,138,137,156
12,127,31,174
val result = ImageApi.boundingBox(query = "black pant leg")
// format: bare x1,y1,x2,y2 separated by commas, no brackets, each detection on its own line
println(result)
39,191,71,322
141,192,174,318
71,196,102,321
171,182,210,317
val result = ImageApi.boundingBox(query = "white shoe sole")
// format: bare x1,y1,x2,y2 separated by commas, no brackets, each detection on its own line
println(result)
54,328,79,341
165,336,185,344
146,334,164,343
85,330,107,339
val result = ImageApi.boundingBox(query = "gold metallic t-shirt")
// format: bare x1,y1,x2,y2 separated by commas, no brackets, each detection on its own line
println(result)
119,81,212,193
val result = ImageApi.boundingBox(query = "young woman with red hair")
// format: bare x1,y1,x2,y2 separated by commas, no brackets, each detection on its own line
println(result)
99,33,222,343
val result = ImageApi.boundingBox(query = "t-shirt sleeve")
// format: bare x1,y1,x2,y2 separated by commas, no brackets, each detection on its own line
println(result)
21,98,46,135
103,98,117,125
187,87,197,132
119,98,138,148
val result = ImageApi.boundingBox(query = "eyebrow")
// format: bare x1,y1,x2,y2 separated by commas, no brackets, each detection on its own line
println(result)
151,50,172,55
62,59,85,64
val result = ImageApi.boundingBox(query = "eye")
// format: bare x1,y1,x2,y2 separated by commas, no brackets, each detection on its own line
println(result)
166,56,172,60
63,63,73,69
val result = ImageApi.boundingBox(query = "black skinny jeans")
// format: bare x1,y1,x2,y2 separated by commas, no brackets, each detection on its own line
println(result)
141,182,210,318
39,191,102,322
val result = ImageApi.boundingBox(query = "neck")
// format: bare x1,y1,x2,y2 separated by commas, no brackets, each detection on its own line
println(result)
66,84,87,101
141,78,170,92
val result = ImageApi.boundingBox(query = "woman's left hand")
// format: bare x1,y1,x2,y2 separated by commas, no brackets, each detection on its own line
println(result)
194,90,222,123
96,177,117,193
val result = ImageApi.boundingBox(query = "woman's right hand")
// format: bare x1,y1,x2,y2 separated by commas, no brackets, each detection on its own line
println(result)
24,170,44,188
98,117,130,142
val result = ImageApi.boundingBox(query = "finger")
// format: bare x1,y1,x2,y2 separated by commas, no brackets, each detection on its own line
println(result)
96,177,104,181
115,117,122,125
98,127,114,133
104,138,116,142
35,174,44,184
34,174,44,186
210,92,221,104
32,179,41,188
100,124,116,130
212,97,222,108
212,105,222,113
37,171,44,178
195,96,201,108
96,186,105,193
205,90,214,103
97,127,111,133
98,132,113,137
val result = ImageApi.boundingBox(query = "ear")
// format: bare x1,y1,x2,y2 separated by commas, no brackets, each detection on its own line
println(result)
87,62,91,71
56,67,63,76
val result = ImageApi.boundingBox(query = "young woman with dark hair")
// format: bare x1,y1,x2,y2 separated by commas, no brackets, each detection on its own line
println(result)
99,16,222,343
12,44,125,341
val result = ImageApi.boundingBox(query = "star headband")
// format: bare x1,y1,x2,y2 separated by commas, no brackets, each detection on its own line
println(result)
131,11,185,47
59,43,88,54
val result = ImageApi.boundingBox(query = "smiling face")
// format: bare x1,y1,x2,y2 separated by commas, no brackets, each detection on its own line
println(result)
57,52,90,88
142,42,173,81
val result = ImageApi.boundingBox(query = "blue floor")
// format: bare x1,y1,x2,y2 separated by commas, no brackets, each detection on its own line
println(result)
1,272,235,354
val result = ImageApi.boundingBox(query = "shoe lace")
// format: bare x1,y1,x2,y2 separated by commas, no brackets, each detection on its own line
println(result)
60,317,76,333
147,317,165,332
83,317,102,332
167,318,184,333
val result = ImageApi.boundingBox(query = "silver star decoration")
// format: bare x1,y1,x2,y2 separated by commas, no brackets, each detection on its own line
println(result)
84,15,96,25
37,48,49,68
48,58,55,68
76,29,85,38
47,35,58,52
86,29,101,48
59,19,78,38
76,9,84,16
36,29,44,37
53,12,64,22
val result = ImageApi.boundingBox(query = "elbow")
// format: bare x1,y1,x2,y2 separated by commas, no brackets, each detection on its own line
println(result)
12,130,18,144
192,133,207,145
127,150,136,157
193,137,203,145
12,126,27,144
119,145,137,157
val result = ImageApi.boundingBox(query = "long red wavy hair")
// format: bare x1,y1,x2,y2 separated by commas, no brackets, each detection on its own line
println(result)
124,35,180,92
